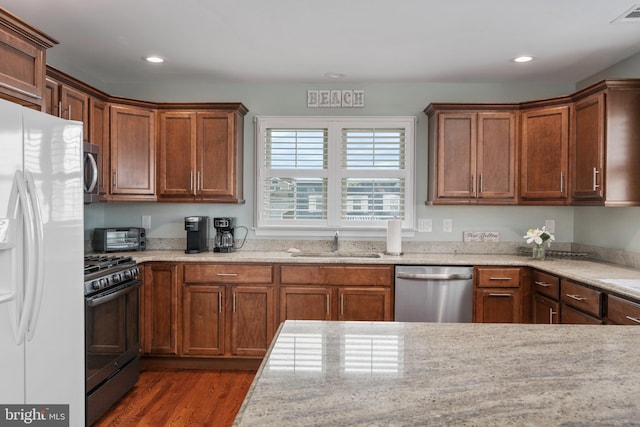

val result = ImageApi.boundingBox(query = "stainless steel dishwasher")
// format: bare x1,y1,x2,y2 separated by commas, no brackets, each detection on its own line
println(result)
394,265,473,322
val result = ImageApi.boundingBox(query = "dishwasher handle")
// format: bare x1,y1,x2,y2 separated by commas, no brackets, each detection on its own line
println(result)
396,272,473,281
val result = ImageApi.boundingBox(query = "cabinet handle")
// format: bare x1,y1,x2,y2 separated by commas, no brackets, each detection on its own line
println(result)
217,273,238,277
489,293,512,297
534,280,551,287
340,294,344,315
489,277,513,281
560,172,564,193
326,294,330,316
593,167,600,190
197,171,201,192
479,174,483,194
232,292,237,313
550,309,557,324
566,293,587,301
68,104,72,120
57,101,62,118
189,172,194,192
112,170,117,188
471,174,476,195
218,293,222,313
625,315,640,324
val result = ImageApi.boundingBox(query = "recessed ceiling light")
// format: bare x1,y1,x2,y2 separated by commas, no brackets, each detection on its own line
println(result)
324,72,345,79
145,56,165,63
513,56,534,63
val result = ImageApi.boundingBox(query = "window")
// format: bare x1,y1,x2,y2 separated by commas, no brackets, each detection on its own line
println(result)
255,116,415,235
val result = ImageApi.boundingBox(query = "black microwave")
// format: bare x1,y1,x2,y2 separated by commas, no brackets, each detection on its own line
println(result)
92,228,146,252
84,141,100,204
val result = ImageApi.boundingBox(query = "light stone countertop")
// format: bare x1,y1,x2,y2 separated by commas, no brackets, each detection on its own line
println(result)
126,250,640,300
234,320,640,426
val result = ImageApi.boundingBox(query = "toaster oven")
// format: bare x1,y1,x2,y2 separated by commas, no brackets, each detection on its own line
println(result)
92,228,146,252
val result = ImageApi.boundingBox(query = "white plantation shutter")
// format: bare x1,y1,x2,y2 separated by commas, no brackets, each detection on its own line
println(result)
256,116,414,232
340,128,406,222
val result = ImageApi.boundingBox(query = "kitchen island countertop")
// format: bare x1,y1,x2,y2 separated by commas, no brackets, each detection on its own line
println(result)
234,320,640,426
126,250,640,300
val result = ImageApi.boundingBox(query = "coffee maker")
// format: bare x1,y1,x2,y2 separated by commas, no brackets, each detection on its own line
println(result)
213,217,235,253
184,216,209,254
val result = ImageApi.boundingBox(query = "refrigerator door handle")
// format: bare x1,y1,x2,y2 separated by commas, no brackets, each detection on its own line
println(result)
7,171,37,345
24,171,44,341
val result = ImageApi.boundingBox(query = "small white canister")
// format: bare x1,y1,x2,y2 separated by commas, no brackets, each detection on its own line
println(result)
386,218,403,255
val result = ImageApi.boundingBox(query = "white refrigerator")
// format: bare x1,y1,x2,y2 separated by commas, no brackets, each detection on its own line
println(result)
0,98,85,425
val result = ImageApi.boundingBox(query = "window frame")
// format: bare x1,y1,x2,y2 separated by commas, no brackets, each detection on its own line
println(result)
255,116,416,237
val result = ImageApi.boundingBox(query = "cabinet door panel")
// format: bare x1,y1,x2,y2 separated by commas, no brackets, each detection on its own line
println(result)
572,94,604,200
143,263,179,355
60,85,89,141
338,287,392,321
182,285,225,356
279,287,333,321
158,112,196,197
90,98,110,197
607,295,640,325
475,289,521,323
437,113,476,199
231,286,275,356
110,105,156,197
198,112,235,199
477,113,516,199
520,106,569,201
533,294,559,324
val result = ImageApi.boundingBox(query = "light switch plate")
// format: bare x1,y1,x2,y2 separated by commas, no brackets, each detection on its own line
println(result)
142,215,151,229
443,218,453,232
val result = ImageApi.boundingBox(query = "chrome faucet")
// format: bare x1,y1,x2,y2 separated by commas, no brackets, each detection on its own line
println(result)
333,231,339,252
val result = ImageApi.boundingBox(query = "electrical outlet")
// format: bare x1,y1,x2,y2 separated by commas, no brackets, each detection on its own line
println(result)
418,218,432,232
545,219,555,234
142,215,151,229
443,218,453,233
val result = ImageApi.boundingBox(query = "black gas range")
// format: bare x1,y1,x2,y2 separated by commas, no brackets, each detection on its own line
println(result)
84,254,139,296
84,254,141,425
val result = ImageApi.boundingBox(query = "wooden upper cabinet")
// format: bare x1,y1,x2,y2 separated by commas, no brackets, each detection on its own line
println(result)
157,106,247,203
571,93,604,201
110,104,156,200
519,104,569,204
425,105,517,204
60,84,89,141
0,8,56,109
571,82,640,206
90,98,110,197
158,112,196,198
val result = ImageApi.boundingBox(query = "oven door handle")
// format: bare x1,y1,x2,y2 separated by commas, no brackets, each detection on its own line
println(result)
87,280,142,307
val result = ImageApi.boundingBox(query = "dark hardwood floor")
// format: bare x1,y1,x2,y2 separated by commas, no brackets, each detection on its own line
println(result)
93,370,256,427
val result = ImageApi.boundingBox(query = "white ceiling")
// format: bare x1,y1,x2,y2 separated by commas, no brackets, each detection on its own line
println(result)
4,0,640,86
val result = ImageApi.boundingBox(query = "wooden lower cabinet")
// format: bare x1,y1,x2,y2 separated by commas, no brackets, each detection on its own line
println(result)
182,284,225,356
142,262,180,356
561,305,602,325
279,264,394,322
181,264,276,359
606,295,640,325
475,288,522,323
474,266,526,323
560,279,603,324
533,294,560,324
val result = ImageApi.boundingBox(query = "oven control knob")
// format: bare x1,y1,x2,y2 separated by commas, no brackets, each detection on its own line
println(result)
99,278,108,289
123,270,132,280
112,273,121,283
91,280,100,290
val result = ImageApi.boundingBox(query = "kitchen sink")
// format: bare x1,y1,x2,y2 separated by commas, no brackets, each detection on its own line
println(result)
291,251,381,258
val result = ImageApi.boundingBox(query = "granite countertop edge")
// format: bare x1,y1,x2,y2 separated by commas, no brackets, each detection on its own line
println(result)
120,250,640,301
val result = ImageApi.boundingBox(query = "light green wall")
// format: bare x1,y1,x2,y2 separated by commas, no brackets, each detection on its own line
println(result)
80,72,639,252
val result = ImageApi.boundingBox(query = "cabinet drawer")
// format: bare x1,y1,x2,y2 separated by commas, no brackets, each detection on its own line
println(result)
561,304,602,325
560,279,602,318
607,295,640,325
476,267,521,288
531,270,560,299
280,265,392,286
183,264,274,284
